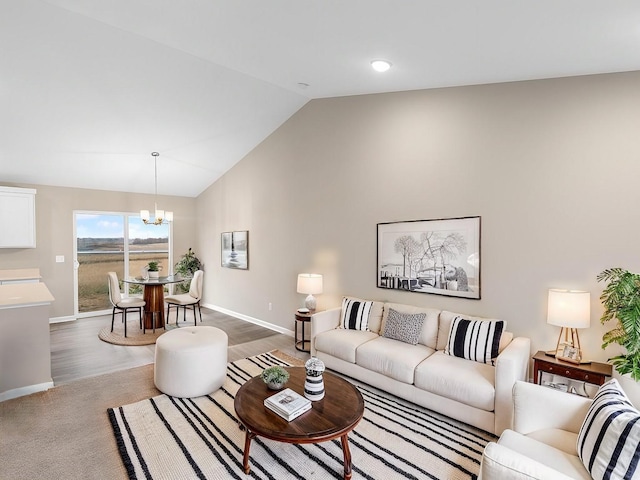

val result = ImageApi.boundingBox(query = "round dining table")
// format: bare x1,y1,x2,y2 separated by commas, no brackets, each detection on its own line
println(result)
122,275,183,330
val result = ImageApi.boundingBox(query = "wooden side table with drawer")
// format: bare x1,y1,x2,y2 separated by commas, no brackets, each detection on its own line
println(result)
532,350,612,389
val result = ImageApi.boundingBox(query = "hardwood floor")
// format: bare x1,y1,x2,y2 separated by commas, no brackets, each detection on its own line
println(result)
50,307,309,385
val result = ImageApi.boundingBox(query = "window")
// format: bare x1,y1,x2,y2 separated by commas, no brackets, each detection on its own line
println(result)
75,212,171,314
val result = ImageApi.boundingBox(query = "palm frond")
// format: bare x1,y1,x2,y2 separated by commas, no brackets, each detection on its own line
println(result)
598,268,640,378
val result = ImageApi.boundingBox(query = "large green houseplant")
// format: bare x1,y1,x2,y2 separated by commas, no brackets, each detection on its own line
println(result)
597,267,640,381
174,248,202,293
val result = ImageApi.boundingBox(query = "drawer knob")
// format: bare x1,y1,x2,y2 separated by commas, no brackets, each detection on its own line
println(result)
566,370,570,375
585,375,589,380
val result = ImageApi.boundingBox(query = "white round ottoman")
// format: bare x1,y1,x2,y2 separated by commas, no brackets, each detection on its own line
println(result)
154,326,228,398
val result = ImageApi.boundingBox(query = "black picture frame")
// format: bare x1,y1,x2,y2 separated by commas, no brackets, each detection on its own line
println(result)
221,231,248,270
377,216,481,299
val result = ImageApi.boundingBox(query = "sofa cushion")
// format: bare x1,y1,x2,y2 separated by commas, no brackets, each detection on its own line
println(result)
356,337,435,384
527,428,579,456
577,379,640,480
498,429,591,480
314,329,378,364
382,302,440,349
444,316,504,364
414,350,495,411
481,441,578,480
339,297,384,333
382,308,426,345
437,310,507,351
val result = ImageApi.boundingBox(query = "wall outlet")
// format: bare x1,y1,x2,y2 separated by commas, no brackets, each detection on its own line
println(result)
268,302,272,311
55,255,65,263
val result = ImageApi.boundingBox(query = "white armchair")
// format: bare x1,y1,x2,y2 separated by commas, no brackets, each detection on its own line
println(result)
480,381,593,480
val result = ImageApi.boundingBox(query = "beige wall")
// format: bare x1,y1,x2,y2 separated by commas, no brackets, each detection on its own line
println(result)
196,71,640,362
0,184,197,319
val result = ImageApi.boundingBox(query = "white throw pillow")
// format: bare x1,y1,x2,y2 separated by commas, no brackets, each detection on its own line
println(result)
444,316,504,364
577,379,640,480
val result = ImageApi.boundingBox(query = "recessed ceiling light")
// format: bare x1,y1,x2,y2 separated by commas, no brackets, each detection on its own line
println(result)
371,60,392,73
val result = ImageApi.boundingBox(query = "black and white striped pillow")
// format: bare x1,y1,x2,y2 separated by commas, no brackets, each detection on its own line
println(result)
577,379,640,480
340,297,373,331
444,316,504,364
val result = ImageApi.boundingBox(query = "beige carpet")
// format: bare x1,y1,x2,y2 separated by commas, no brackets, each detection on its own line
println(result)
0,350,298,480
0,364,159,480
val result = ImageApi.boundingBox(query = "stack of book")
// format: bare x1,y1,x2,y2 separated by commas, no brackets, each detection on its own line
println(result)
264,388,312,421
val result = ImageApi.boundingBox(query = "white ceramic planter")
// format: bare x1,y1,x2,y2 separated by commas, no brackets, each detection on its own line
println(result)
613,369,640,408
148,271,159,279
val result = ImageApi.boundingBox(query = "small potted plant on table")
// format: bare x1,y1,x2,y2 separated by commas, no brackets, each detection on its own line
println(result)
261,366,290,390
146,261,161,279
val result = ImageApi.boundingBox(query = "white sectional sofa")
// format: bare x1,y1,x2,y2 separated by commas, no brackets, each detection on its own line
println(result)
311,298,531,435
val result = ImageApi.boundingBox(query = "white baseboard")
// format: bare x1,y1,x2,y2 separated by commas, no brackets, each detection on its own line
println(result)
49,315,76,324
203,303,294,337
0,380,54,402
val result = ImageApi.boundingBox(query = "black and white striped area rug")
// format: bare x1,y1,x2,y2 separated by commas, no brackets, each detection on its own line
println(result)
108,352,496,479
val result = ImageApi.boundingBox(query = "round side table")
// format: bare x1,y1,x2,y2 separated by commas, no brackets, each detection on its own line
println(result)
294,310,314,352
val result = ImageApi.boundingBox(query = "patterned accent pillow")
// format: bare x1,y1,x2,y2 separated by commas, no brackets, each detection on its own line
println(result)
577,379,640,480
444,316,504,364
340,297,373,331
382,308,426,345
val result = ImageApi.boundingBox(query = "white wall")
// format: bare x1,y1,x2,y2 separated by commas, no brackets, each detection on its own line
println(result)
197,71,640,362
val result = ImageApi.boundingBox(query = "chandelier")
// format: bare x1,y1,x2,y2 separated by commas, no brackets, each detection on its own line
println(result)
140,152,173,225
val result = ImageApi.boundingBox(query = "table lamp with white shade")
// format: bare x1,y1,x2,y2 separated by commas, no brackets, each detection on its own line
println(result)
546,289,591,364
297,273,323,312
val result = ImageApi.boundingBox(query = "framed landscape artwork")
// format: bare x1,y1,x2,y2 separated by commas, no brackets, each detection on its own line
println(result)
377,216,481,299
221,231,249,270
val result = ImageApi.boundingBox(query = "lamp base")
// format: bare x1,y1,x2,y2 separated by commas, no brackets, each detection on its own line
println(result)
553,327,590,364
304,294,317,311
545,348,591,364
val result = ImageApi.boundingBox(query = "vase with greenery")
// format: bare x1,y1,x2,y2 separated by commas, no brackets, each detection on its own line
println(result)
146,261,161,278
261,366,290,390
597,267,640,381
174,248,202,293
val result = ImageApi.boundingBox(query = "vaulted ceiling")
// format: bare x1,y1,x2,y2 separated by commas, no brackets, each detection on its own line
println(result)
2,1,640,197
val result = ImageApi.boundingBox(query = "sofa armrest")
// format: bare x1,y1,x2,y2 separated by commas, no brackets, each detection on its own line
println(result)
512,380,592,435
494,336,531,435
310,308,340,356
480,441,575,480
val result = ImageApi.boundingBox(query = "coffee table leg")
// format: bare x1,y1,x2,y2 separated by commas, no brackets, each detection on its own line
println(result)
340,434,353,480
243,430,255,474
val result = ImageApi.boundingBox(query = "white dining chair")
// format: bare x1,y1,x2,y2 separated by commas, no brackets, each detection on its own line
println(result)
107,272,145,337
165,270,203,326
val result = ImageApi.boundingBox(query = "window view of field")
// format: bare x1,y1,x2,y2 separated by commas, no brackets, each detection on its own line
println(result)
76,213,170,313
78,240,169,312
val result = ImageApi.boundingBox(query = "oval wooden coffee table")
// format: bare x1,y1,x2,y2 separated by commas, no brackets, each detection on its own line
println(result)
234,366,364,480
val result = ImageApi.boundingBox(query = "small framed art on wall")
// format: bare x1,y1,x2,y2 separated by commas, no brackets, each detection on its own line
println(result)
221,231,248,270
